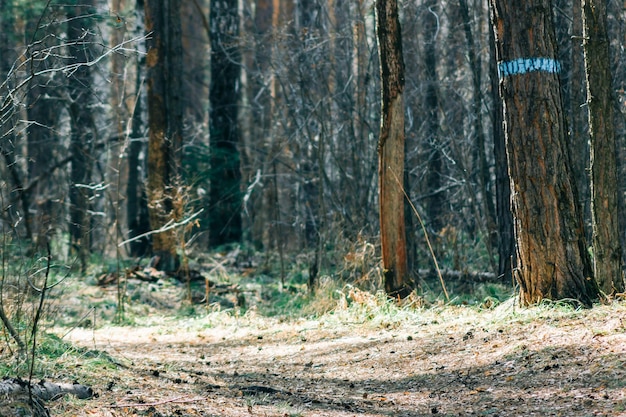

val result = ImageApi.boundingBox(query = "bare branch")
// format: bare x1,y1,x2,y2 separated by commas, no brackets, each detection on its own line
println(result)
118,209,204,247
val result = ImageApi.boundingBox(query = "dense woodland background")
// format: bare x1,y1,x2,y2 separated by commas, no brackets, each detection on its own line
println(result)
2,0,626,295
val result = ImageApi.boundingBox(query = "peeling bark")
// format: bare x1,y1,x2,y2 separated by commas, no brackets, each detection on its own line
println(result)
375,0,410,298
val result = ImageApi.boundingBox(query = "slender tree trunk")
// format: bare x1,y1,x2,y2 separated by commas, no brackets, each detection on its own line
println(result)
107,0,130,257
209,0,242,247
351,0,377,234
67,1,96,271
422,0,443,233
25,93,55,246
126,0,150,257
144,0,184,271
488,19,514,282
490,0,599,306
375,0,410,298
582,0,625,294
24,12,60,245
127,61,150,257
458,0,497,272
0,5,31,243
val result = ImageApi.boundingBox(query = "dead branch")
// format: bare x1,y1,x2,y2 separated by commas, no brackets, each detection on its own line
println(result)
117,209,204,247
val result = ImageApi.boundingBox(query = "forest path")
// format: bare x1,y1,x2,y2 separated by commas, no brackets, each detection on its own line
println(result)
53,302,626,416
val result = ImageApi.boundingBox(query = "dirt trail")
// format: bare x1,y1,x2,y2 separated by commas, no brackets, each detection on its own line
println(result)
53,302,626,417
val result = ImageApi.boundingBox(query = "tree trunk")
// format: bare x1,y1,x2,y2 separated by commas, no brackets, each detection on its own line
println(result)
570,0,590,233
488,7,514,282
458,0,497,273
375,0,410,298
126,0,151,258
107,0,130,257
422,0,444,233
144,0,184,271
67,1,96,271
24,12,59,245
0,5,32,246
582,0,625,294
126,2,150,257
127,66,151,257
209,0,242,247
352,0,375,233
490,0,599,306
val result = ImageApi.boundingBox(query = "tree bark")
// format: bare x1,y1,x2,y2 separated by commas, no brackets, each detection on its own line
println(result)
375,0,410,298
569,0,590,231
67,1,96,271
209,0,242,247
490,0,599,306
582,0,625,294
145,0,184,271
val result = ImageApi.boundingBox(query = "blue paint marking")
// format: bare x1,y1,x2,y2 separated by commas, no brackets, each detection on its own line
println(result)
498,58,561,78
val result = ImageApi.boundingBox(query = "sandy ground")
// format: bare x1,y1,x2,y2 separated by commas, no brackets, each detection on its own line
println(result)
48,298,626,417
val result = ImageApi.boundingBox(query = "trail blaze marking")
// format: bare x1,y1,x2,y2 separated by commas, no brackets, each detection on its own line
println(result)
498,58,561,78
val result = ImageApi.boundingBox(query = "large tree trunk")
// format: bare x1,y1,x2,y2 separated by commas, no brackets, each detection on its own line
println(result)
375,0,410,298
144,0,184,271
209,0,242,247
582,0,625,294
67,1,96,272
490,0,599,306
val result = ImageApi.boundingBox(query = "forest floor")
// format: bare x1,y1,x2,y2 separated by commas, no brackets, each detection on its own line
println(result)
37,276,626,417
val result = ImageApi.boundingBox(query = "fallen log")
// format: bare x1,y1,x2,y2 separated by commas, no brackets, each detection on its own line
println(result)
0,378,93,417
0,378,93,401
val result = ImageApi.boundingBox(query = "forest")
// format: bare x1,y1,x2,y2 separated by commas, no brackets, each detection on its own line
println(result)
0,0,625,415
